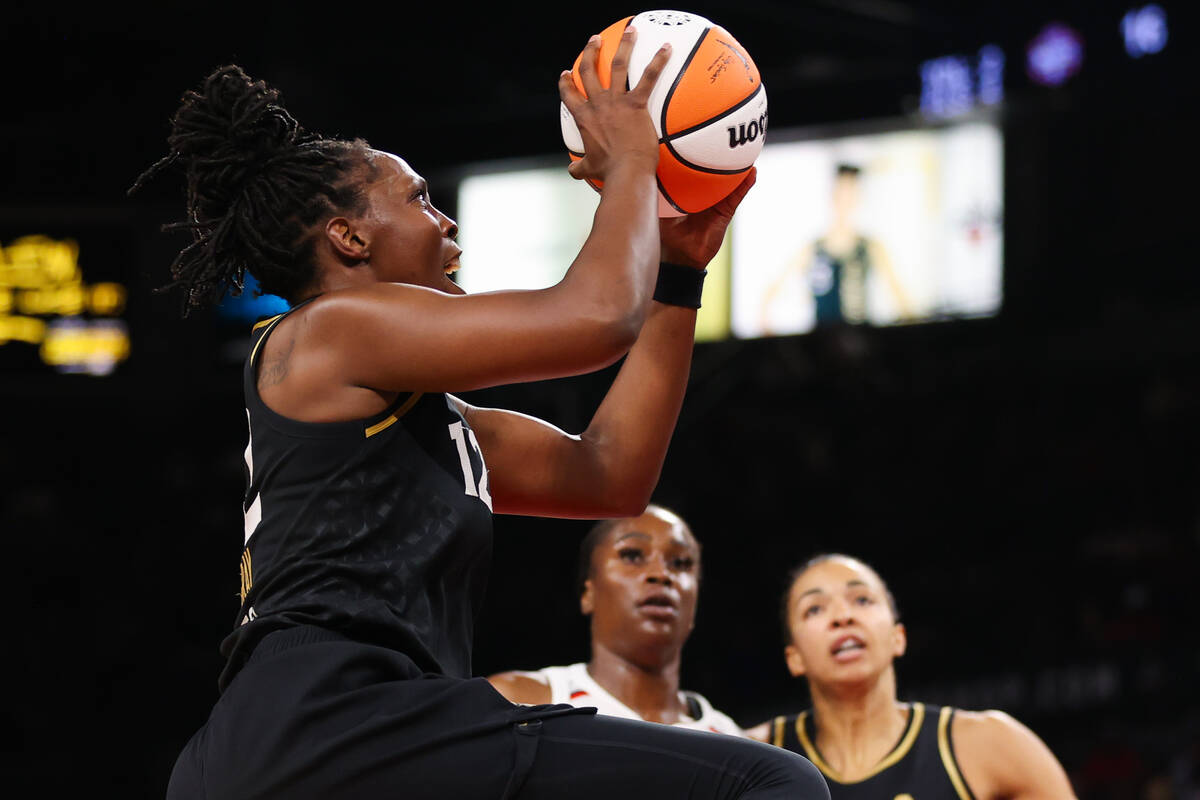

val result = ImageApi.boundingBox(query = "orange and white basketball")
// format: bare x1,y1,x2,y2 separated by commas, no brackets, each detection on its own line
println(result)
560,9,767,217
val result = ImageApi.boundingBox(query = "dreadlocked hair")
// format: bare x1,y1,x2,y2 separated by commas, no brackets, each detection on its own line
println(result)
130,64,378,315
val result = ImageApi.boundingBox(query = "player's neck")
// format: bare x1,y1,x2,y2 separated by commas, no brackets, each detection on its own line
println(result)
808,670,907,780
823,221,857,253
588,642,688,724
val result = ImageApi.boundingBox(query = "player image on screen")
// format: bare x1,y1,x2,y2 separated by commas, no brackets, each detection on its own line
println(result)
131,33,828,800
747,554,1076,800
758,162,912,330
488,505,744,736
730,122,1003,338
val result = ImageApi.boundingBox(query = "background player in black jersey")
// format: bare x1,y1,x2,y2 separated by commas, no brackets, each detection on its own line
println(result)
487,505,743,734
134,30,827,800
747,554,1076,799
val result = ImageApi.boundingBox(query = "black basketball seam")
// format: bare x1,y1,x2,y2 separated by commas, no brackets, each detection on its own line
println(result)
656,173,687,215
665,82,764,142
672,162,754,179
649,18,706,212
660,25,711,143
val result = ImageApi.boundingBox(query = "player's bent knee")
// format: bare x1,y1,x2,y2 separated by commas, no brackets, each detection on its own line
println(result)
788,755,830,799
751,745,830,799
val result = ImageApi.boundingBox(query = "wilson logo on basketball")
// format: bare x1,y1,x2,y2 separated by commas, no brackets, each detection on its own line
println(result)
728,113,768,148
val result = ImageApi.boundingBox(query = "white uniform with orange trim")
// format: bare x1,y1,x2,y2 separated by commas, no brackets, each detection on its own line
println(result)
531,662,745,736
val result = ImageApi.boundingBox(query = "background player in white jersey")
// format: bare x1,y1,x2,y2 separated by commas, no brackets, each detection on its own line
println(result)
488,505,743,735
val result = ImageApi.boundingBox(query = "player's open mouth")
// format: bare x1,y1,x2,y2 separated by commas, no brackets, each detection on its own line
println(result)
444,259,460,275
831,635,866,657
637,593,679,619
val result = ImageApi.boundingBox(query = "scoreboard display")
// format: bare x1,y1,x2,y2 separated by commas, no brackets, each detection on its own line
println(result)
0,226,131,377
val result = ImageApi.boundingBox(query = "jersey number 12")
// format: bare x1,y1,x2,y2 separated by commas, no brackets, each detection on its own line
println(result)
448,421,493,511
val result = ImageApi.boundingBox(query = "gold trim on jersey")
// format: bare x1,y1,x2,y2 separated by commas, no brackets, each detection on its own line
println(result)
364,392,423,438
772,716,786,748
239,548,253,603
249,313,287,366
252,314,285,332
937,706,974,800
796,702,925,784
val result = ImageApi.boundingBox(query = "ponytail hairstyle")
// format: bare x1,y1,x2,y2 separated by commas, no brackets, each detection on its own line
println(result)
130,64,379,315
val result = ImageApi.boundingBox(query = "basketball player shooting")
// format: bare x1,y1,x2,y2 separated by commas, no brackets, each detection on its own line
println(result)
134,27,827,800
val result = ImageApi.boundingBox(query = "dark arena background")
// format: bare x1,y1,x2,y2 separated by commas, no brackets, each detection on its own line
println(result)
2,2,1197,796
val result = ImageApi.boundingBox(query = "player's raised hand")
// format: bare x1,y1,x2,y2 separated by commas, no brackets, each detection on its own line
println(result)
559,27,671,183
659,168,757,269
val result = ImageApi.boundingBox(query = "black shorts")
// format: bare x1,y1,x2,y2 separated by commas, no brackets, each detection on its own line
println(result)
166,626,828,800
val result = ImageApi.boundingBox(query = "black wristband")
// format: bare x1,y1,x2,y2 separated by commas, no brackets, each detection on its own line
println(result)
653,262,707,309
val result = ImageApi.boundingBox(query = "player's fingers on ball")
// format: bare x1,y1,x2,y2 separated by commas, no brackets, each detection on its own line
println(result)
725,168,758,207
711,191,743,219
577,35,604,98
711,169,758,215
632,43,672,101
609,26,637,91
559,70,587,113
566,159,590,180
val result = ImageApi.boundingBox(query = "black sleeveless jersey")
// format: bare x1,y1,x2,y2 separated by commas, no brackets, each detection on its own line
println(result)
218,302,494,691
770,702,976,800
809,236,870,325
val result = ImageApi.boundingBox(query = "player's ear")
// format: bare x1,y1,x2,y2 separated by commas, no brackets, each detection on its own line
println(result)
784,643,807,677
892,621,907,658
325,216,370,261
580,579,595,616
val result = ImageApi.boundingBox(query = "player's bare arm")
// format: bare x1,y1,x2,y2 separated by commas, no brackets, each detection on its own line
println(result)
267,32,675,415
953,710,1078,800
455,171,756,519
486,671,553,706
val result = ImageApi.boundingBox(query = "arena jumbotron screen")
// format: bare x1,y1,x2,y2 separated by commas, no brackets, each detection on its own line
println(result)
729,119,1003,336
454,117,1003,341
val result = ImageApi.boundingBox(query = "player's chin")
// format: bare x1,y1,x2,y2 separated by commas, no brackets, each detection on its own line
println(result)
822,660,878,683
634,615,686,640
441,274,467,295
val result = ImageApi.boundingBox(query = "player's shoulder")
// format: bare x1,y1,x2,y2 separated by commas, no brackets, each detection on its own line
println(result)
951,708,1025,744
949,707,1079,799
950,708,1053,772
296,283,445,339
744,708,804,743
